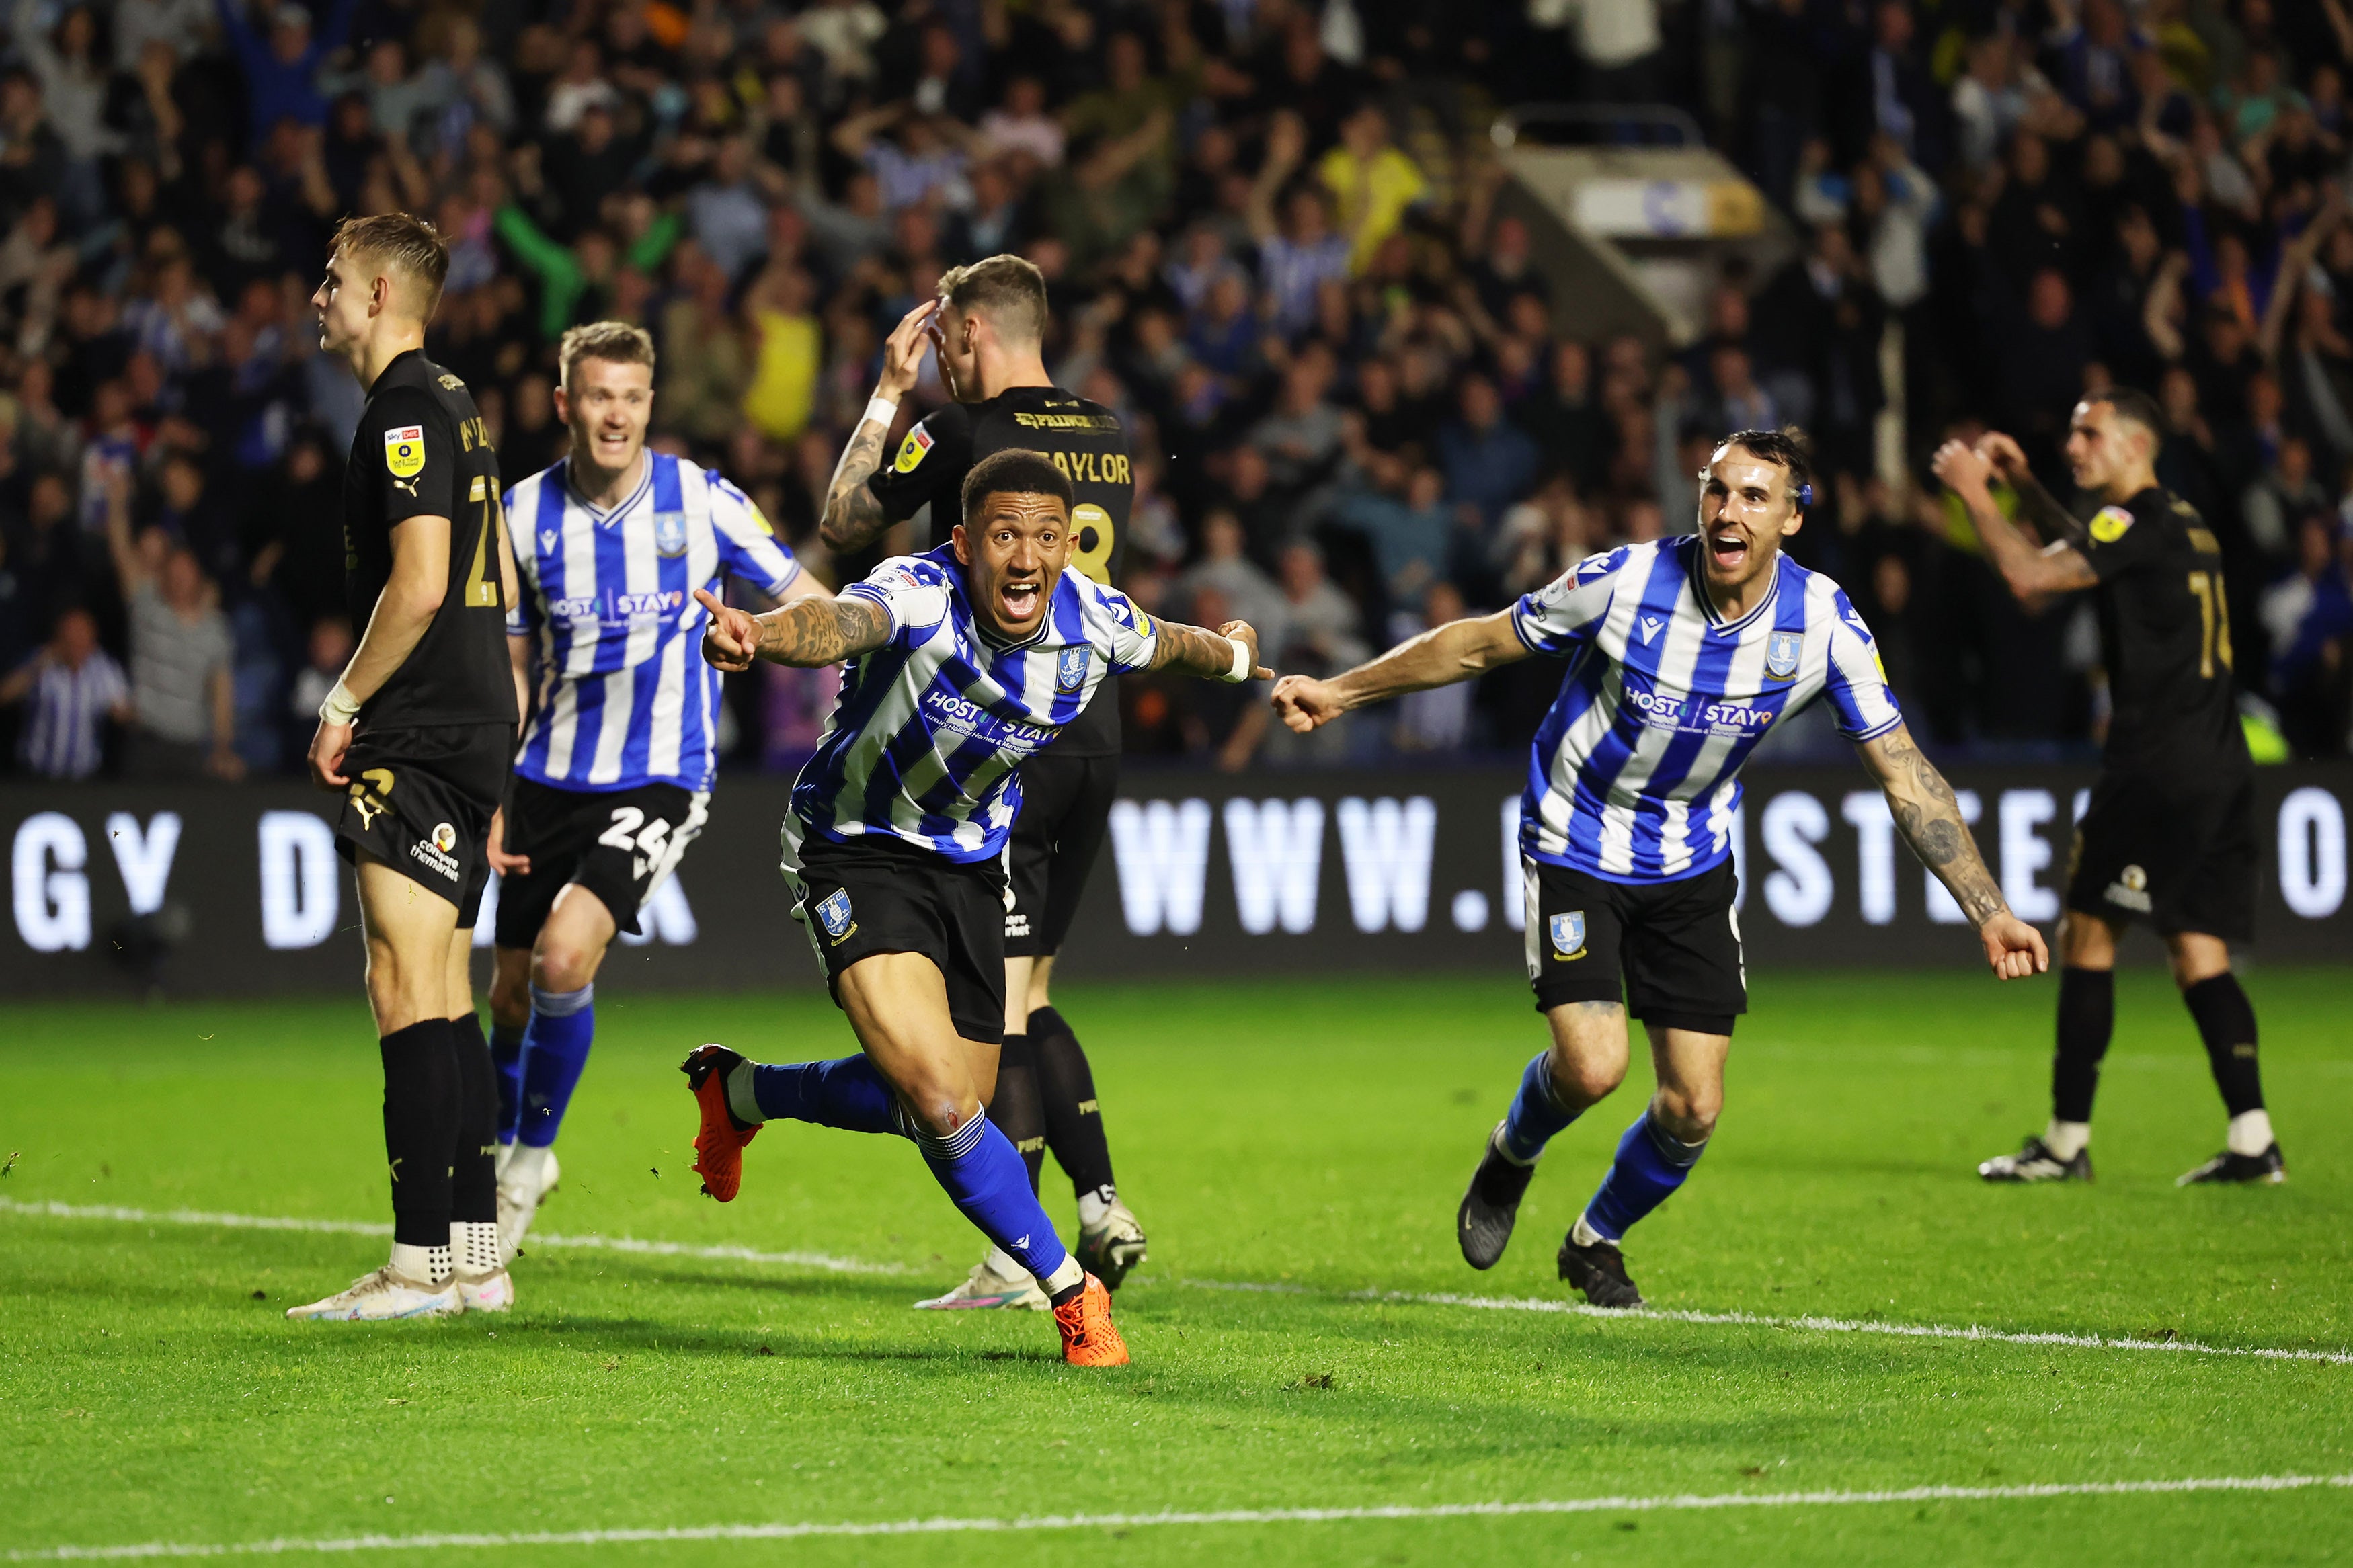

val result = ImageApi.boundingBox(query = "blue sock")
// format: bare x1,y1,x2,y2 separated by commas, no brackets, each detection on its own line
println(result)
1501,1050,1580,1163
1583,1112,1708,1241
746,1055,906,1137
516,984,593,1149
489,1022,526,1145
913,1114,1070,1283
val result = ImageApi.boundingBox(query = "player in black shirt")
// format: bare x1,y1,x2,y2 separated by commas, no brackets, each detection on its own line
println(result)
820,255,1149,1309
1935,388,2282,1187
289,214,524,1321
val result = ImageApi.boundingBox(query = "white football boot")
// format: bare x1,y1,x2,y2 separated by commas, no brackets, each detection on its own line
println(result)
496,1144,560,1262
1076,1200,1150,1290
912,1245,1050,1311
286,1266,459,1321
453,1268,516,1312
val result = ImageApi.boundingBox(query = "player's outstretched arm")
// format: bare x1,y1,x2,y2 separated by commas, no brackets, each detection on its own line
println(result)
818,299,935,554
1148,618,1274,682
1271,608,1529,732
1930,438,2099,602
1857,723,2049,980
695,587,891,670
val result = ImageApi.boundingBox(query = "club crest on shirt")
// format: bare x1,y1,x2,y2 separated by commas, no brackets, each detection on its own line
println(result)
1550,911,1587,960
815,889,856,943
1765,630,1802,679
894,426,933,473
2089,505,2135,544
384,425,425,479
1055,645,1091,693
652,510,688,558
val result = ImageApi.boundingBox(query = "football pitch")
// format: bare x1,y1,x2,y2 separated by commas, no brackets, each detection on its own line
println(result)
3,968,2348,1565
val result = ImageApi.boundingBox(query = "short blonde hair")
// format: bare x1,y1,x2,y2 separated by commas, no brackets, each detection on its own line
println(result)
331,212,451,321
936,254,1048,345
559,321,657,389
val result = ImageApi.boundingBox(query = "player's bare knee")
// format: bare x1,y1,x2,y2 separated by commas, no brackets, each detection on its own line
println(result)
1651,1088,1718,1144
1546,1042,1626,1108
530,941,599,995
2057,913,2116,969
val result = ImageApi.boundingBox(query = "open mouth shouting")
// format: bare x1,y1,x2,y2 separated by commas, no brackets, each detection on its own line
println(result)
1707,524,1751,573
998,575,1043,625
590,424,635,464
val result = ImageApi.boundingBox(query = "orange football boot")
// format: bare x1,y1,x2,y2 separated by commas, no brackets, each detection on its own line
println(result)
680,1044,759,1202
1053,1272,1130,1366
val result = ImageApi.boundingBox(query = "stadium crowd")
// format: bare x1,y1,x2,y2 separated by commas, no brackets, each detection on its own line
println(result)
1,0,2350,782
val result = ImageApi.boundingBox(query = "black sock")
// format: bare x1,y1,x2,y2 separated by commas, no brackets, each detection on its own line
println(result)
1031,1005,1115,1202
2051,968,2115,1124
381,1019,461,1247
990,1034,1047,1194
449,1013,498,1225
2182,972,2265,1118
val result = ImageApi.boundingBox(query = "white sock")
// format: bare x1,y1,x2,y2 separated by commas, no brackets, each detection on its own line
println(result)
2042,1120,2091,1161
1570,1212,1604,1249
981,1245,1027,1282
451,1221,502,1276
1491,1122,1537,1169
1076,1185,1117,1228
1041,1253,1084,1296
390,1241,452,1286
502,1141,551,1190
725,1059,766,1126
2227,1108,2274,1157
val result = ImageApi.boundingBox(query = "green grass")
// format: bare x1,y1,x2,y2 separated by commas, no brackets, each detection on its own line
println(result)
3,968,2350,1565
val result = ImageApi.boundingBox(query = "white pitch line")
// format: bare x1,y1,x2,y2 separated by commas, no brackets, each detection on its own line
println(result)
0,1197,902,1276
1182,1279,2353,1366
8,1472,2349,1559
7,1196,2344,1364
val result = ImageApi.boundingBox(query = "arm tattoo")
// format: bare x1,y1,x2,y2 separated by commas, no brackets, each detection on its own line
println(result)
818,421,892,553
1147,619,1240,677
752,595,891,667
1872,729,2009,927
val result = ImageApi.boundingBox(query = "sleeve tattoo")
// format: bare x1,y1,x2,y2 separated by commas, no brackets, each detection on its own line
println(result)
1146,618,1241,677
1872,728,2009,927
817,421,892,552
750,594,891,667
2009,468,2089,552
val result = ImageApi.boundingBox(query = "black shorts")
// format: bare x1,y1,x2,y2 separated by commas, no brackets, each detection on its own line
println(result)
493,776,709,948
2065,769,2256,940
1521,856,1745,1035
787,830,1008,1045
334,723,511,927
1004,751,1119,959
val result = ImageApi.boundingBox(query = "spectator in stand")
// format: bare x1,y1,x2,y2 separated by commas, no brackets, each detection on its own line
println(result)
1250,112,1352,338
1181,511,1288,647
2260,513,2353,756
100,473,240,780
1437,373,1540,529
1,606,130,779
1319,102,1427,275
215,0,355,147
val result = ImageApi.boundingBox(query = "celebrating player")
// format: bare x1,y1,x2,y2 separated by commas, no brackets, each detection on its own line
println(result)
1935,393,2281,1186
290,215,520,1321
681,449,1268,1364
1273,429,2047,1307
485,323,814,1257
820,255,1148,1309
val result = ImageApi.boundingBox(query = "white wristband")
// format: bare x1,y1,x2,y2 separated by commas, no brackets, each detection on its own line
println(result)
319,681,361,726
862,395,900,430
1220,636,1252,684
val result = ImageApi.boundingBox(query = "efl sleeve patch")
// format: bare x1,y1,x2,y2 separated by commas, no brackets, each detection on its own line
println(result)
893,425,933,474
2088,505,2135,544
384,426,426,479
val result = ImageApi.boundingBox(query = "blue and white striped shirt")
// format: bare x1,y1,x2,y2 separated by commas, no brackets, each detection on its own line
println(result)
786,546,1159,865
1513,537,1903,884
18,649,128,780
508,452,801,794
